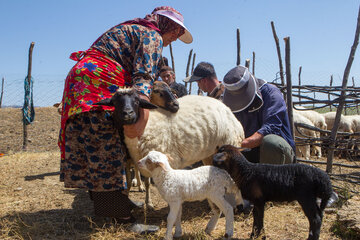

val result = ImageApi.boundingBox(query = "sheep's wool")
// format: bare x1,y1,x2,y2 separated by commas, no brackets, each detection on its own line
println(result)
125,95,245,169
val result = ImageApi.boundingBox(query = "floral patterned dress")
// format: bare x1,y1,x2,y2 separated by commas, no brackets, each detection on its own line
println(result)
59,24,163,191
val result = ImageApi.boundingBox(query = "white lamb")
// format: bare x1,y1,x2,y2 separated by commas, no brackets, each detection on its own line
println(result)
138,150,243,240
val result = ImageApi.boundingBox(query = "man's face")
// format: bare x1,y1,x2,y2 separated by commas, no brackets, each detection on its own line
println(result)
160,71,175,85
197,78,207,92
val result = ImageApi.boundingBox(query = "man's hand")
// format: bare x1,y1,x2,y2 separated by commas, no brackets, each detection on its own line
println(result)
123,94,150,139
241,132,264,149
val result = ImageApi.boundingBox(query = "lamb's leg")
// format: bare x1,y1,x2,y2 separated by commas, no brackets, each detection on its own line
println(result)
125,160,132,192
174,204,183,238
251,202,265,239
133,164,145,192
298,197,322,240
205,200,221,235
165,201,181,240
144,177,154,208
210,196,234,239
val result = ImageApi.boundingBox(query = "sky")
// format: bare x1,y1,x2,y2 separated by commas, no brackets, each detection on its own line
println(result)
0,0,359,106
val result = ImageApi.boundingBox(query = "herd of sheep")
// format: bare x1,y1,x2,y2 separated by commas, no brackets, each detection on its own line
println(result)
293,107,360,160
55,82,358,240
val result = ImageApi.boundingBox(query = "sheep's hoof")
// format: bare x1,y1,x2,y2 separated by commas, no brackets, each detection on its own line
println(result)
131,179,138,187
138,185,145,192
145,203,155,211
173,230,182,238
204,228,212,235
223,233,233,239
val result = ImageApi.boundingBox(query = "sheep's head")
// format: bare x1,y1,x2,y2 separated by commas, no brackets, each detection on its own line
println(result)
137,150,172,177
151,81,179,113
94,88,158,125
213,145,249,170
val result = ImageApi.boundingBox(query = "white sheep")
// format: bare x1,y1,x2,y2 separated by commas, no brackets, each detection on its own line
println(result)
138,150,243,240
322,112,353,133
294,107,327,158
97,93,245,207
293,111,317,160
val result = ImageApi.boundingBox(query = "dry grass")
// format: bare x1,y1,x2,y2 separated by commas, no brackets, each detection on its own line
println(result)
0,107,359,239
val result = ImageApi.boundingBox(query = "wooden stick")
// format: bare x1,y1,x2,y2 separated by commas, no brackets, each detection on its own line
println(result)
298,66,302,106
0,77,4,108
169,43,175,74
353,76,360,114
327,6,360,173
237,28,241,65
185,49,193,90
252,51,255,75
23,42,35,151
271,21,285,87
329,75,333,111
284,37,294,142
297,158,360,168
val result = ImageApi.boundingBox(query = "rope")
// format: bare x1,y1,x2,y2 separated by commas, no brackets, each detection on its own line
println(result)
22,76,35,125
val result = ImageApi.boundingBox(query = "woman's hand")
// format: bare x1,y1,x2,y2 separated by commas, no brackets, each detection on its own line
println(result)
123,95,150,139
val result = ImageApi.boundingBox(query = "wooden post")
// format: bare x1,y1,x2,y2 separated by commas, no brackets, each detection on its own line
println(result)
284,37,294,143
169,43,175,74
245,59,250,69
354,76,360,114
0,77,4,108
23,42,35,151
237,28,241,65
298,66,302,106
313,92,316,109
327,6,360,173
189,52,196,95
252,51,255,75
271,21,285,88
185,49,193,91
329,75,333,111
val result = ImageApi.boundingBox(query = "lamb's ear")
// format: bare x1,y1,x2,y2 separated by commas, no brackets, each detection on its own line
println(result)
139,98,158,109
93,98,113,106
157,162,168,171
165,154,174,163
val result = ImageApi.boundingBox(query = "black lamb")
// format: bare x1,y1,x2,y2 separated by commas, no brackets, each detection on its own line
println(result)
213,144,333,240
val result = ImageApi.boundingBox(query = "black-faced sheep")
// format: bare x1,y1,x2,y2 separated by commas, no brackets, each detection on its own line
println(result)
96,89,245,207
95,80,179,193
213,144,333,240
138,150,243,240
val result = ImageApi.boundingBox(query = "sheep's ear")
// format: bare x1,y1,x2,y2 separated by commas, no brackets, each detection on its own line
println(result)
139,98,158,109
93,98,113,106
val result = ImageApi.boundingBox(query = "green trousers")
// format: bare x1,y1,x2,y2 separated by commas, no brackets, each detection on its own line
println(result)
243,134,295,164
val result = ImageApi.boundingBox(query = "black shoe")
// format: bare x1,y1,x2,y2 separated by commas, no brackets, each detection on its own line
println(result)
128,223,159,234
236,199,253,215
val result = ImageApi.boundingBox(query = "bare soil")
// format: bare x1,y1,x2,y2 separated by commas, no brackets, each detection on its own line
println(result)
0,107,359,239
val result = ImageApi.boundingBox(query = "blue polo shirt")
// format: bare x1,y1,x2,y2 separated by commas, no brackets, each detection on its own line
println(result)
234,82,295,151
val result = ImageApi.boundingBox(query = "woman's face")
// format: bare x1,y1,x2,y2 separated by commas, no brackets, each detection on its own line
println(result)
162,27,182,47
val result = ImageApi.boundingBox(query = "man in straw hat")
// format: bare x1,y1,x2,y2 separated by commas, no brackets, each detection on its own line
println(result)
222,65,295,164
